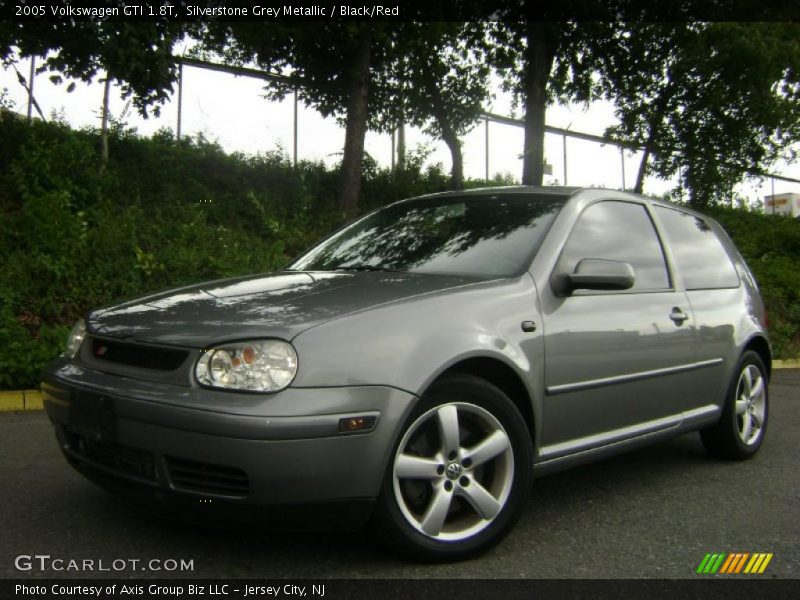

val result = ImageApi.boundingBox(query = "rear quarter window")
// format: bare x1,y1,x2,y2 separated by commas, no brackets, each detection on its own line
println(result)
654,206,740,290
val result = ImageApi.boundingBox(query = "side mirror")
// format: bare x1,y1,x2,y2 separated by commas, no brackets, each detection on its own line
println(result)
552,258,635,296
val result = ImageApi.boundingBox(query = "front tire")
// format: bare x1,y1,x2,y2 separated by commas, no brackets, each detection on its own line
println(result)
700,350,769,460
373,374,533,561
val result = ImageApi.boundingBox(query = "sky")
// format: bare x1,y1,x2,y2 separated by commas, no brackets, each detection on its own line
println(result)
2,54,799,205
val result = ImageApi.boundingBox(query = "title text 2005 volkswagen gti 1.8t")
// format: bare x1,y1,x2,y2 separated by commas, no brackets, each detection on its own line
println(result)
43,187,770,561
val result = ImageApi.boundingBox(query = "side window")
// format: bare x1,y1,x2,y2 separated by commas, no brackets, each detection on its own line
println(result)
560,201,670,291
653,206,739,290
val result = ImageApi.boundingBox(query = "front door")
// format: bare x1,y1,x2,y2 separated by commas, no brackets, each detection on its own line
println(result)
539,199,696,459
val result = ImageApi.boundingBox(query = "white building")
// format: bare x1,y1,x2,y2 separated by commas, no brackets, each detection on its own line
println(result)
764,193,800,217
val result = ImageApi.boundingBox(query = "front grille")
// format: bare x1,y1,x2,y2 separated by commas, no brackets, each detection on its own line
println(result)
165,456,250,497
90,337,188,371
72,435,157,482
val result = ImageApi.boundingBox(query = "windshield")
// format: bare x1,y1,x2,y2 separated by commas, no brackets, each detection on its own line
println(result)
287,193,567,278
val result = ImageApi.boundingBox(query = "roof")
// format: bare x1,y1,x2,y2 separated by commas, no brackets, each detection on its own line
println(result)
409,185,583,201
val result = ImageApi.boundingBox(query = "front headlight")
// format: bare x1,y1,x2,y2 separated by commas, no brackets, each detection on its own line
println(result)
195,340,298,392
64,319,86,359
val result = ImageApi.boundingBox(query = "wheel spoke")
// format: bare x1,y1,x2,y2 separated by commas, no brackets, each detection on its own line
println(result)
751,412,761,430
735,399,748,415
749,376,764,402
741,412,753,442
436,405,461,457
395,454,441,480
754,397,766,425
459,480,502,521
420,486,453,536
742,367,753,397
463,430,510,468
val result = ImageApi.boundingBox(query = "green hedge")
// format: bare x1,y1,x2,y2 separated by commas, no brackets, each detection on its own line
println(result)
705,205,800,360
0,110,797,389
0,111,459,388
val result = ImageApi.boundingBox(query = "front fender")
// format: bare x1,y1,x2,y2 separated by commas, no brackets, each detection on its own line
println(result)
290,275,543,402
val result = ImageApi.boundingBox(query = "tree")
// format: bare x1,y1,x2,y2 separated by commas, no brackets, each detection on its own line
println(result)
599,23,686,194
488,4,615,186
602,22,800,206
1,18,186,166
378,23,492,190
2,20,184,116
199,22,397,219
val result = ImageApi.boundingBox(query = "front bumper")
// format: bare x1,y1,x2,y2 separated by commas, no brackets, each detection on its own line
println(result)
42,358,416,524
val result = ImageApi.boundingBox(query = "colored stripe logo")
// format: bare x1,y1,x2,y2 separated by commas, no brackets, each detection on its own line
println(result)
696,552,773,574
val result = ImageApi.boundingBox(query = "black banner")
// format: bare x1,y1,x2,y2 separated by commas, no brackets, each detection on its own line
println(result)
3,580,800,600
3,0,800,22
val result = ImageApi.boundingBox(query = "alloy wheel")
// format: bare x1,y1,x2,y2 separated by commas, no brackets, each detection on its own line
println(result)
735,364,766,446
391,402,515,541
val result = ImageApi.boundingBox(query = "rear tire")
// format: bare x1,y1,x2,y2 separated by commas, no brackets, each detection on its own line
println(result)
373,373,532,562
700,350,768,460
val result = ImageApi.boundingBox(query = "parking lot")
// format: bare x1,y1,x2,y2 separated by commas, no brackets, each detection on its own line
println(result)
1,370,798,579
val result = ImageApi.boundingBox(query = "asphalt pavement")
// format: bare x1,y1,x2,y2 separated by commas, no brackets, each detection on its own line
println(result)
1,371,798,579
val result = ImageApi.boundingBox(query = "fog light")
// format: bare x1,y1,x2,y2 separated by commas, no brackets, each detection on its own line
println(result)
338,415,377,433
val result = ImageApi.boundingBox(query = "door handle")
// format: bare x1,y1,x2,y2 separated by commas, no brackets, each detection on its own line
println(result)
669,307,689,325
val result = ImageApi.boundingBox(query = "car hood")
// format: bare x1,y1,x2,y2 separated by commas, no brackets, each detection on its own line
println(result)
87,271,482,347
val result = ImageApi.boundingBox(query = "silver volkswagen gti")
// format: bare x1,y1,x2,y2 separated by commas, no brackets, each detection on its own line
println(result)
42,186,770,561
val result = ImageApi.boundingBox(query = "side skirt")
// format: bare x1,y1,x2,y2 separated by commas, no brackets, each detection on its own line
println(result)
532,405,721,478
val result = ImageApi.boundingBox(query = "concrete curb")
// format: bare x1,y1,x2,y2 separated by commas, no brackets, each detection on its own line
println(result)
0,390,43,411
773,358,800,370
1,359,798,412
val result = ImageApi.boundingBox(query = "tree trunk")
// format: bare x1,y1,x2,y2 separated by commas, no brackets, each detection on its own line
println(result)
422,70,464,190
522,22,556,186
688,187,700,208
396,122,406,170
337,25,373,220
634,86,672,193
684,164,707,209
445,135,464,190
633,146,650,193
100,75,111,173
